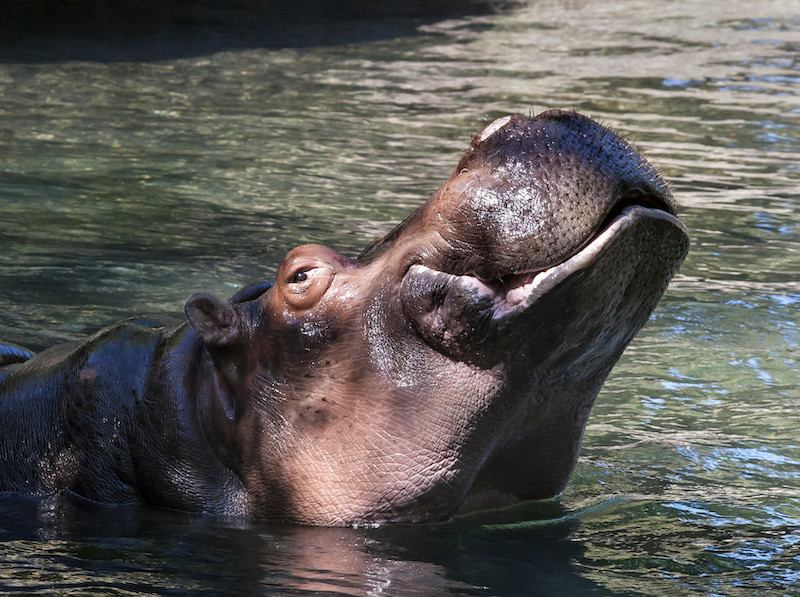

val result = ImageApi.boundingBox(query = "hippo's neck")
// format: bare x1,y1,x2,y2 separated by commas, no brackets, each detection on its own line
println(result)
133,326,249,516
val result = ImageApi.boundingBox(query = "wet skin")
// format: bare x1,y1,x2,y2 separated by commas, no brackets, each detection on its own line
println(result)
0,110,689,525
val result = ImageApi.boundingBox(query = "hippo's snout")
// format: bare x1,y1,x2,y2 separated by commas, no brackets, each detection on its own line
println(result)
359,110,681,279
389,110,688,363
430,110,678,279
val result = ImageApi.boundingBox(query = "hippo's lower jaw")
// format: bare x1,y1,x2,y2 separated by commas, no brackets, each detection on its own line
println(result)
401,203,687,363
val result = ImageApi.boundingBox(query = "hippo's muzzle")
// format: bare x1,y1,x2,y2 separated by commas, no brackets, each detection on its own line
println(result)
393,111,688,364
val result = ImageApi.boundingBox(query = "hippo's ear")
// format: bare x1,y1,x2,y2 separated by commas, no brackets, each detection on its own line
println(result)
185,293,241,347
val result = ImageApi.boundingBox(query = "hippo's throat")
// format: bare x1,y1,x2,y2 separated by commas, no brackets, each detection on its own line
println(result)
400,205,688,364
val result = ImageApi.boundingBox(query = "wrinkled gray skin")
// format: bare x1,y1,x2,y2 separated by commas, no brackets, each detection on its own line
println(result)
0,110,689,525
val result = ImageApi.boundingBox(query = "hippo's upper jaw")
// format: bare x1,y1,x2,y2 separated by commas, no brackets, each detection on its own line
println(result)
392,112,688,366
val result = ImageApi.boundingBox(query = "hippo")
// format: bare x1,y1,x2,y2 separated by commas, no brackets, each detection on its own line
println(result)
0,110,689,525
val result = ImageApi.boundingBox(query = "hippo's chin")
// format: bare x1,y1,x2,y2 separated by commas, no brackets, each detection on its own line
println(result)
401,204,687,362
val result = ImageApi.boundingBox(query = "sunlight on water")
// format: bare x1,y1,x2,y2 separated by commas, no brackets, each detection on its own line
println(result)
0,0,798,594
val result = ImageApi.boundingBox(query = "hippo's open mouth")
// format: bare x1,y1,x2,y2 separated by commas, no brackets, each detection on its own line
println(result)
491,184,680,306
400,196,687,361
482,203,683,318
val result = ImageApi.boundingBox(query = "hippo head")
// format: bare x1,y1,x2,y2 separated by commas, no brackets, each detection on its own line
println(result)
185,110,689,525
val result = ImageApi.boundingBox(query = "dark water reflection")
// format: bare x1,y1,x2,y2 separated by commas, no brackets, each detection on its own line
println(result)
1,0,799,594
2,0,503,63
0,494,605,595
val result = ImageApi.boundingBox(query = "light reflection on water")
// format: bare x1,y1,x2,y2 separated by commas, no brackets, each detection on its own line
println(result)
1,0,799,594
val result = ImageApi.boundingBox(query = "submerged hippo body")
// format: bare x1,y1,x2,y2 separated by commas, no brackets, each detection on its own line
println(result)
0,111,689,525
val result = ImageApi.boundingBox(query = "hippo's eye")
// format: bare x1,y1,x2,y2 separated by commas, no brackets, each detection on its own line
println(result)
279,263,335,310
277,245,347,311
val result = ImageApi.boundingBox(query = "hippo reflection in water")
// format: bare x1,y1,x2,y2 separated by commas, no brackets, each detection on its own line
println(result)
0,110,689,525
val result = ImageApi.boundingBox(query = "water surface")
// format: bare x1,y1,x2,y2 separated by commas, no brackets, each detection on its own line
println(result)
0,0,798,594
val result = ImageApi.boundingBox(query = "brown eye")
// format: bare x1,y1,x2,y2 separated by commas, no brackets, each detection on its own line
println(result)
275,244,350,311
281,265,334,310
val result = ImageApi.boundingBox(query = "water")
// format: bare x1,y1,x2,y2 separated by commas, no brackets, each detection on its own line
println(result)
0,0,798,594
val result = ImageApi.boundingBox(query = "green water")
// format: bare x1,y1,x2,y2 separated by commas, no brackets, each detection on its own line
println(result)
0,0,798,594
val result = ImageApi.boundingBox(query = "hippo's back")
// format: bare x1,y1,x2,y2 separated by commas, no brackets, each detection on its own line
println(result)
0,322,164,500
